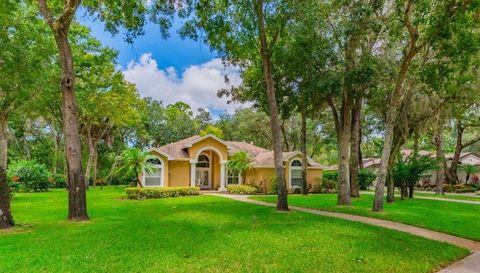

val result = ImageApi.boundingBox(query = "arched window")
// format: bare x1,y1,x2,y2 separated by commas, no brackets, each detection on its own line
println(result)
290,159,302,188
144,158,163,187
196,155,210,168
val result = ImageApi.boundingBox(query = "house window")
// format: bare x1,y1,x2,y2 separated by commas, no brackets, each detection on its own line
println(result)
290,160,302,187
227,169,240,185
196,155,210,168
145,158,162,187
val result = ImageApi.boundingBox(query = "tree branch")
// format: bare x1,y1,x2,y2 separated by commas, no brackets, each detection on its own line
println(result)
37,0,54,28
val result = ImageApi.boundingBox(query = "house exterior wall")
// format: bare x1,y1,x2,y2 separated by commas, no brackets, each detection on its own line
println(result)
242,166,323,193
168,160,190,187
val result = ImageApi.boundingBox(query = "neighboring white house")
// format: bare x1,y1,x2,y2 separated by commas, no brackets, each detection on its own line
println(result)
363,150,480,183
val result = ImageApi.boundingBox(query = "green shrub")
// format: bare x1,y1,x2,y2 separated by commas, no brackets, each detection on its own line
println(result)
227,184,258,195
358,169,376,190
8,160,51,192
125,187,200,200
270,176,278,194
309,177,337,193
323,171,337,183
49,173,67,188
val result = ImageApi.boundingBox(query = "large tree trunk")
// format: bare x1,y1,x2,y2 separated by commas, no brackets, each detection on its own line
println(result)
327,98,352,206
54,32,89,221
300,110,308,195
255,0,288,211
0,117,13,229
349,96,362,198
434,118,445,194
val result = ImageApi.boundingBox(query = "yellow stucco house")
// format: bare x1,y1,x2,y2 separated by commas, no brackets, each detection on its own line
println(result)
142,134,324,192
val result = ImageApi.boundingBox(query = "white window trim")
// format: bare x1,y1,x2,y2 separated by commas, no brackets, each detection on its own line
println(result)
289,158,303,189
227,168,241,185
142,157,165,187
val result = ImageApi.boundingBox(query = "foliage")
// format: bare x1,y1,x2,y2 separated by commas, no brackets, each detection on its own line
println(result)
459,164,480,182
453,183,478,193
358,169,376,190
308,177,337,194
226,151,253,183
270,176,277,194
199,125,224,139
125,187,199,200
49,173,66,188
322,171,338,183
7,160,51,192
392,156,436,196
226,184,258,195
116,149,158,187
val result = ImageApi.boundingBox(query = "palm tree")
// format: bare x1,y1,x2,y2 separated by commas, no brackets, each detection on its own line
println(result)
116,148,158,187
226,151,253,184
460,164,480,183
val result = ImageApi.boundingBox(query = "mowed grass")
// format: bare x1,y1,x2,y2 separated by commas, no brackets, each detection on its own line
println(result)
0,187,468,273
414,192,480,202
251,194,480,241
363,190,480,202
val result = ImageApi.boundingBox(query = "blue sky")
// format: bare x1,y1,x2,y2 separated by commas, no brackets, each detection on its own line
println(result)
77,13,243,115
78,14,216,71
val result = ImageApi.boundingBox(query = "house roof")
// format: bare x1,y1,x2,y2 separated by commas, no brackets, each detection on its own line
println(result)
151,134,323,168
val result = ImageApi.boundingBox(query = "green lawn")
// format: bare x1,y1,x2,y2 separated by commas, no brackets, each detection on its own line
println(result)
414,192,480,202
0,187,468,273
251,194,480,241
362,190,480,202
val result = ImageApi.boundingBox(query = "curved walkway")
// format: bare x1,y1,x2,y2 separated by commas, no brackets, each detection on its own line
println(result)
205,193,480,273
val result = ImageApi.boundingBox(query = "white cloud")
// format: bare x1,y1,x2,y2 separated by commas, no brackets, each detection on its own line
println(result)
122,53,244,115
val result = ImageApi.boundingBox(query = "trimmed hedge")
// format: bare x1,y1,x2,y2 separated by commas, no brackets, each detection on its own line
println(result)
227,184,258,195
125,187,200,200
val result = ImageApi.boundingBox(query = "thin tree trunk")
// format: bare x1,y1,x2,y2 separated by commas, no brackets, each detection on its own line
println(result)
300,110,308,195
434,118,445,194
450,120,463,184
280,120,290,152
85,127,94,189
53,129,62,174
92,142,98,187
0,117,13,229
350,96,362,198
255,0,288,211
372,1,424,211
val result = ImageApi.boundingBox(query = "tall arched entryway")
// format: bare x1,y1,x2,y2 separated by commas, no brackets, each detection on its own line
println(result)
190,147,226,191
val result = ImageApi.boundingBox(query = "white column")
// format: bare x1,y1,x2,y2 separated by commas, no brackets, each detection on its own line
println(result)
190,160,196,187
219,161,227,191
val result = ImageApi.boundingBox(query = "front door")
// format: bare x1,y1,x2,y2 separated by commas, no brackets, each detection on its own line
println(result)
196,169,211,189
